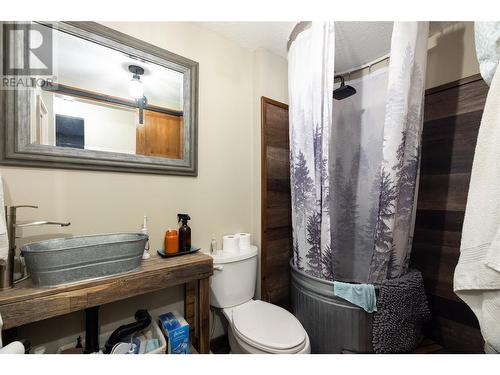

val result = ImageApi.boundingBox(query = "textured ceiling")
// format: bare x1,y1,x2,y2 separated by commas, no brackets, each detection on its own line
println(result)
196,22,296,59
196,21,453,73
334,22,393,72
197,21,394,72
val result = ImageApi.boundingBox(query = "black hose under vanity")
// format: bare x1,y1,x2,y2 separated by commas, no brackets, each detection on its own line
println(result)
103,309,152,354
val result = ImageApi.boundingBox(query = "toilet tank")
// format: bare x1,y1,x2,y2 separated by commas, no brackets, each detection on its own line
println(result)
209,246,258,308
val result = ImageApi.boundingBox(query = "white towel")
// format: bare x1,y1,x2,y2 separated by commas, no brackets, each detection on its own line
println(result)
454,63,500,353
475,22,500,86
0,171,8,264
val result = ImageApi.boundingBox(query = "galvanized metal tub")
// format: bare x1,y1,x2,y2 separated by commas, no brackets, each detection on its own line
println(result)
21,233,148,287
290,260,373,353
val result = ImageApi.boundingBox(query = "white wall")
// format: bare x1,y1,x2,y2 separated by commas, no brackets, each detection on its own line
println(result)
426,22,480,88
53,96,137,154
1,22,288,351
251,47,289,300
210,46,289,339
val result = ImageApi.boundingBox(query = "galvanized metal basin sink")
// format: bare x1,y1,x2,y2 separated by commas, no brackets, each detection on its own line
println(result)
20,233,148,288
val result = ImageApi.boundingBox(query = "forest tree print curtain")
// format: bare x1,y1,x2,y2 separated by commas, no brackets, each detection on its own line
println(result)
289,22,429,283
330,69,389,283
288,22,335,279
368,22,429,282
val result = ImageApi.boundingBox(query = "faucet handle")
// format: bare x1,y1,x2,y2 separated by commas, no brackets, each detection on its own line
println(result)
7,205,38,216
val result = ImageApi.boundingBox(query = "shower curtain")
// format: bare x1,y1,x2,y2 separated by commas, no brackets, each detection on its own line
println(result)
288,22,335,279
367,22,429,282
330,68,388,282
289,22,429,283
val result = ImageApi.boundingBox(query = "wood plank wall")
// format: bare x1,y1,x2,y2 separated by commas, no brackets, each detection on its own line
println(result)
410,74,488,353
260,97,292,310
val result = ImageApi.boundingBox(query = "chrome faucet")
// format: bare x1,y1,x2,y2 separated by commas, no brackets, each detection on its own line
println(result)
0,205,71,290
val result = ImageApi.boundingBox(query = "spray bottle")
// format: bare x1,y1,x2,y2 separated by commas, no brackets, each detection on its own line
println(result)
177,214,191,252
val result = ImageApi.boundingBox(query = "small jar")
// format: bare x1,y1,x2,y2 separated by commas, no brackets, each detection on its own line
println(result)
165,229,179,254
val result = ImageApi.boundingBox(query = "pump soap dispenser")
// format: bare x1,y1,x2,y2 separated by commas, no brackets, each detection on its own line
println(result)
177,214,191,252
141,215,151,260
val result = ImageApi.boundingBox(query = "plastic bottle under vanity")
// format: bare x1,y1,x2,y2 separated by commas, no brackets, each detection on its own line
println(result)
141,215,151,260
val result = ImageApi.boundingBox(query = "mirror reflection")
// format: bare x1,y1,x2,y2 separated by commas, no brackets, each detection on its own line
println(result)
31,24,185,159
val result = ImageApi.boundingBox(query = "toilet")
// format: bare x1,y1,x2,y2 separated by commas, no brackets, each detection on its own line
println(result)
210,246,311,354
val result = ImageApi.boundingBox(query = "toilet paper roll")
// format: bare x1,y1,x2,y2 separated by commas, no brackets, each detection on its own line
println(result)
237,233,251,250
223,235,240,253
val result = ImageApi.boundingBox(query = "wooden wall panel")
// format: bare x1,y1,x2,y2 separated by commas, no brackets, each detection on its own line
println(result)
410,74,488,353
261,97,292,310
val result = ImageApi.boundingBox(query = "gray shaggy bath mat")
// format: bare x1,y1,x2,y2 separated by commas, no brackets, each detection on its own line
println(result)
372,269,430,353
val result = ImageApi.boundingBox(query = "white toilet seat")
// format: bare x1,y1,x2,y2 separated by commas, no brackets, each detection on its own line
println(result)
223,300,310,354
232,325,308,354
228,325,311,354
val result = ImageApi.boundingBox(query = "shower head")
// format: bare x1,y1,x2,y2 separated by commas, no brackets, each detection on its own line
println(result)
333,75,357,100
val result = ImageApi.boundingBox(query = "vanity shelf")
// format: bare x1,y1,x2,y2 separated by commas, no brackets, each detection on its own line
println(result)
0,252,213,353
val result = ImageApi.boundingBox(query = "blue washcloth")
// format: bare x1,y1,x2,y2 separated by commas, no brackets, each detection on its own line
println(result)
333,281,377,313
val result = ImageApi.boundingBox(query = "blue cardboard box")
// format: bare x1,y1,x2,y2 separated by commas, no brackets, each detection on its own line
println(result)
158,311,190,354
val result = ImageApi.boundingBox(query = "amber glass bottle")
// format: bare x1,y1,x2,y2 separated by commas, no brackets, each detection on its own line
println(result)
177,214,191,252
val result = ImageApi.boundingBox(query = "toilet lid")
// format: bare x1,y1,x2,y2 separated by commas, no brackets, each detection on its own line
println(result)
232,300,306,351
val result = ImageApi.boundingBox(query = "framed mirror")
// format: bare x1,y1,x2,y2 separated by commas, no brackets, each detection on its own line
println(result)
0,22,198,176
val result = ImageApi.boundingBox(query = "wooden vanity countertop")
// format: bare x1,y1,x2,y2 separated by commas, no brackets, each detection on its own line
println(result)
0,252,213,330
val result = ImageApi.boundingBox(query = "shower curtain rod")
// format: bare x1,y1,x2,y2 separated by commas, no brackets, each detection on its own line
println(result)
287,22,390,79
336,53,391,78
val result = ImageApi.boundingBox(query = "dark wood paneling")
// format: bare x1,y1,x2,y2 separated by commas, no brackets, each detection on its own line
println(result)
266,146,291,179
424,75,489,122
417,173,471,211
428,316,484,354
261,97,292,310
420,111,483,175
411,243,461,302
414,209,465,232
410,74,488,353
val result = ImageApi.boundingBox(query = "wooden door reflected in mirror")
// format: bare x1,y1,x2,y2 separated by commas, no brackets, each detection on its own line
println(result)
136,110,183,159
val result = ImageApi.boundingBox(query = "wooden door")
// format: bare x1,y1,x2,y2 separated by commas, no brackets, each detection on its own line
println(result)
136,110,183,159
261,97,292,310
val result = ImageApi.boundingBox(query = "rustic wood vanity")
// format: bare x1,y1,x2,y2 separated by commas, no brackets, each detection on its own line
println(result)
0,252,213,353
